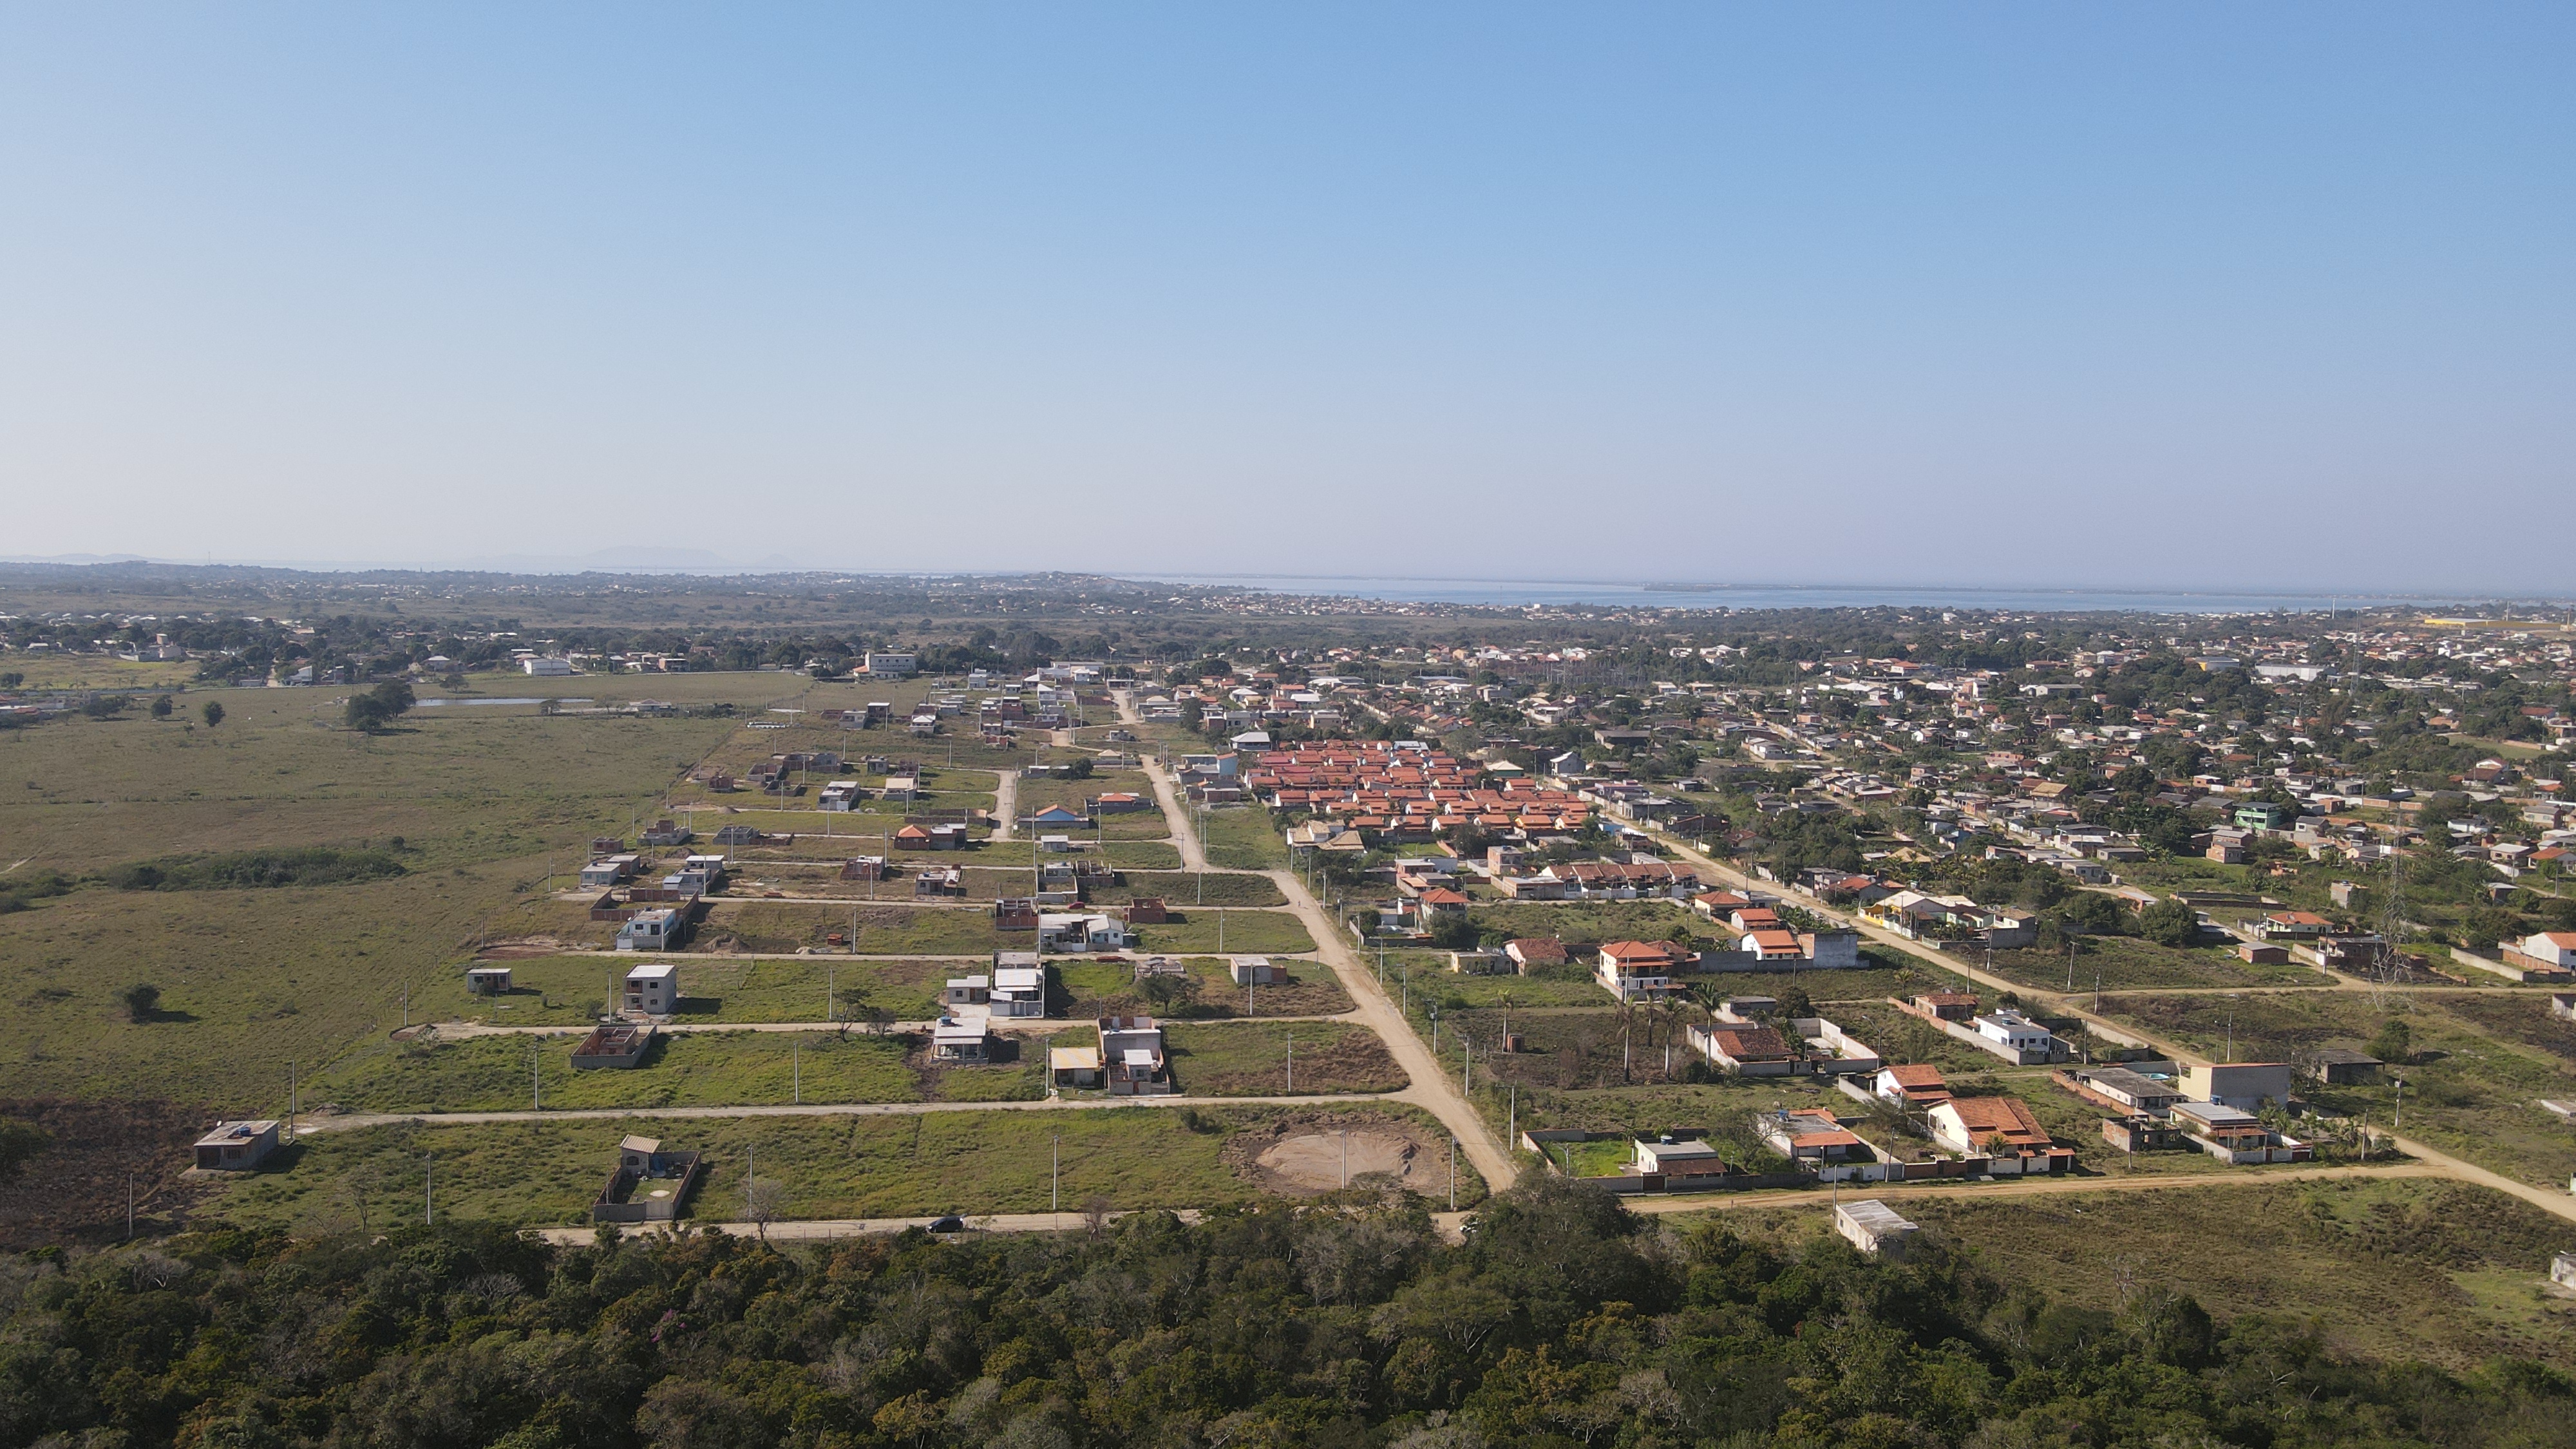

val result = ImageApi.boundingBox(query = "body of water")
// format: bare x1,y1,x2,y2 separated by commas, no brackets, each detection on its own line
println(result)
1121,575,2561,616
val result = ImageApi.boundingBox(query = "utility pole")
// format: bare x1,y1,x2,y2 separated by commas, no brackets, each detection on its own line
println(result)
126,1172,135,1240
793,1042,802,1104
1450,1137,1457,1211
1286,1030,1293,1093
1051,1133,1060,1220
1508,1083,1516,1149
287,1060,297,1141
424,1154,433,1226
532,1043,541,1112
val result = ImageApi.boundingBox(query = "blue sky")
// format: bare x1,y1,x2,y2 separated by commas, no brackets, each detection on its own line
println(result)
2,6,2567,591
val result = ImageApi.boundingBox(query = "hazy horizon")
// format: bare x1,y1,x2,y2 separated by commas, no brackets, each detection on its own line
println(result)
5,6,2568,591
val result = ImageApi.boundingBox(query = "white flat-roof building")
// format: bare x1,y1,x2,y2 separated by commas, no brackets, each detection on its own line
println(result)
193,1120,281,1172
618,908,685,951
1835,1200,1920,1258
623,961,680,1015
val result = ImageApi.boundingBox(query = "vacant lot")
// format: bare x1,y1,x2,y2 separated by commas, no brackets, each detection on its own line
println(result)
205,1102,1467,1229
1166,1021,1405,1096
708,901,1005,956
1984,938,2330,992
1199,807,1289,871
414,955,957,1027
1094,870,1284,907
1134,909,1315,956
1055,956,1353,1021
1717,1179,2576,1370
309,1028,933,1112
1466,900,1708,946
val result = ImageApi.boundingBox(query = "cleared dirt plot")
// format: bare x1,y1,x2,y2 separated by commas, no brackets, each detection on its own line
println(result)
1226,1110,1456,1197
0,1098,220,1248
1164,1021,1406,1095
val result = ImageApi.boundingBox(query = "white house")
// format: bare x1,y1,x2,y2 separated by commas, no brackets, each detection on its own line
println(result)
622,961,680,1015
1037,913,1133,954
522,657,575,677
1973,1010,2054,1054
864,652,918,677
617,909,685,952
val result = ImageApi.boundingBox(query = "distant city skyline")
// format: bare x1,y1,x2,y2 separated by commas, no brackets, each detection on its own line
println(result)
3,6,2568,591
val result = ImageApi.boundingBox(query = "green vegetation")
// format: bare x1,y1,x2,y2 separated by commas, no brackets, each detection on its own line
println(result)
1165,1020,1405,1095
214,1103,1372,1231
309,1028,928,1112
417,956,952,1027
102,845,407,891
43,1171,2570,1446
1982,937,2328,992
1134,908,1315,955
1198,804,1290,870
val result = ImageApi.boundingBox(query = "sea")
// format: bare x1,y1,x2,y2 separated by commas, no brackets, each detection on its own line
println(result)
1119,575,2565,616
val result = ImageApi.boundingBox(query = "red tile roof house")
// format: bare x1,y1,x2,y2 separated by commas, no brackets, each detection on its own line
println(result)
1874,1063,1952,1108
1927,1096,2074,1175
1505,937,1569,971
1596,940,1687,1001
1688,1022,1803,1075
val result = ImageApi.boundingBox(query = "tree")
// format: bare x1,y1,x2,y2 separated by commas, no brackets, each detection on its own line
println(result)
0,1120,49,1186
80,694,132,719
742,1176,788,1242
346,681,417,732
122,982,162,1022
2369,1017,2412,1065
149,695,173,719
2140,898,2201,948
201,700,224,727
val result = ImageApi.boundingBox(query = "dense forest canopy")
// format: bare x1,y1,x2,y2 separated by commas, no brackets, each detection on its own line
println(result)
5,1180,2571,1449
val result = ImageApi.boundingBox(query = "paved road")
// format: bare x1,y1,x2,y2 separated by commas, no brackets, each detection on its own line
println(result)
990,770,1019,842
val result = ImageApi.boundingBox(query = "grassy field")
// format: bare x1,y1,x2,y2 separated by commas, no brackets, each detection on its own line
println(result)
1165,1021,1405,1095
1712,1178,2576,1370
0,685,757,1104
1093,870,1285,907
708,901,1005,955
308,1028,952,1112
1465,900,1708,945
1053,956,1354,1020
1097,812,1178,842
413,956,958,1026
207,1101,1475,1229
1097,841,1188,870
1133,909,1315,956
1980,938,2331,992
1198,806,1291,871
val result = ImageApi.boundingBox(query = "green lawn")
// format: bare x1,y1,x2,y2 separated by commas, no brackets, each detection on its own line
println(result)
205,1106,1340,1229
1098,841,1186,870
